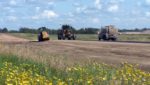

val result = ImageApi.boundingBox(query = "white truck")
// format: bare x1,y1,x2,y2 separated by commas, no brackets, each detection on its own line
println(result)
98,25,118,41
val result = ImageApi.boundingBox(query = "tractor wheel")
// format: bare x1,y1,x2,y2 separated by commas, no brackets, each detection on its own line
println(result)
63,37,66,40
72,37,76,40
111,38,117,41
98,37,101,41
38,35,43,42
68,37,71,40
71,36,76,40
102,35,107,40
58,37,61,40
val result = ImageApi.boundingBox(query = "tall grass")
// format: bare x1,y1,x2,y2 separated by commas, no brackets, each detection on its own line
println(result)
0,42,91,69
118,34,150,41
9,33,150,41
0,55,149,85
0,40,150,84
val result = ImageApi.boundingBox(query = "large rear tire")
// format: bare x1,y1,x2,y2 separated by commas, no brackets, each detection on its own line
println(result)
68,37,71,40
63,37,66,40
111,38,117,41
58,36,61,40
72,36,76,40
102,34,108,40
98,37,101,41
58,35,64,40
38,36,43,42
72,37,76,40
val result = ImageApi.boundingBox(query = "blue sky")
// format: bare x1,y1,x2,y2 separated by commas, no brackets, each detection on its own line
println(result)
0,0,150,30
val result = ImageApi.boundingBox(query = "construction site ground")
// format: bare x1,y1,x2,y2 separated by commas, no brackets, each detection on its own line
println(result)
0,33,150,71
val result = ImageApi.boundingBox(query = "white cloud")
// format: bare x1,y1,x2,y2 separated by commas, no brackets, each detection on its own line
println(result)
7,16,17,22
73,3,80,7
110,0,124,3
32,10,58,20
67,18,75,23
146,0,150,5
0,19,3,22
9,0,17,5
41,10,58,19
107,4,119,12
146,12,150,17
75,6,96,14
136,1,142,6
76,6,86,13
31,15,39,20
131,10,141,16
107,0,123,13
68,12,74,17
3,7,15,13
92,18,100,23
48,2,54,5
95,0,101,9
119,0,124,2
35,7,40,12
114,17,120,21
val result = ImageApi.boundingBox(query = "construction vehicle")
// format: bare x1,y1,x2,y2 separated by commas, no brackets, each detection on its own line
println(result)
98,25,118,41
38,29,49,42
57,25,76,40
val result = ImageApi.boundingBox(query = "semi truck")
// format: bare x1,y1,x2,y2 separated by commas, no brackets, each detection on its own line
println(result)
98,25,118,41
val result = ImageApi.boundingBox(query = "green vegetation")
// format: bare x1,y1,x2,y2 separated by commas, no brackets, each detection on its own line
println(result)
9,33,150,42
76,34,98,41
0,40,150,84
0,55,150,85
8,33,37,40
118,34,150,41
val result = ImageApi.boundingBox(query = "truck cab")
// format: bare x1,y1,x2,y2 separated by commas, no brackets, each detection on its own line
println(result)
98,25,118,41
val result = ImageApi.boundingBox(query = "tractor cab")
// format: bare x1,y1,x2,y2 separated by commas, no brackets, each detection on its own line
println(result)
57,25,76,40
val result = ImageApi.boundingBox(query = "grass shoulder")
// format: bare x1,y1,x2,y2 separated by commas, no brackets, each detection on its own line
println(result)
0,54,149,85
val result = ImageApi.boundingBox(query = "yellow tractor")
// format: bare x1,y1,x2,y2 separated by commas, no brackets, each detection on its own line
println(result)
38,31,49,42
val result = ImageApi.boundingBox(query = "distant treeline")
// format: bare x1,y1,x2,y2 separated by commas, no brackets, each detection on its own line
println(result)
0,25,150,34
118,28,150,32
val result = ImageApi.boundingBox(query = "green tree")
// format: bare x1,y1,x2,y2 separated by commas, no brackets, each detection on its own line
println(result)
61,24,76,32
2,28,8,33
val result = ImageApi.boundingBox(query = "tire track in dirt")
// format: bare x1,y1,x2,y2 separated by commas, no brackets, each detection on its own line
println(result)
0,33,28,42
0,34,150,71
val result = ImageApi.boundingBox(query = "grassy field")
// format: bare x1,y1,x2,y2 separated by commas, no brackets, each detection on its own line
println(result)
8,33,150,41
0,54,149,85
119,34,150,41
1,33,149,84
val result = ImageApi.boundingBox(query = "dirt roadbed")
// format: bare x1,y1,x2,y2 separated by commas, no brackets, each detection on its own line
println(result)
0,34,150,71
0,33,28,42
